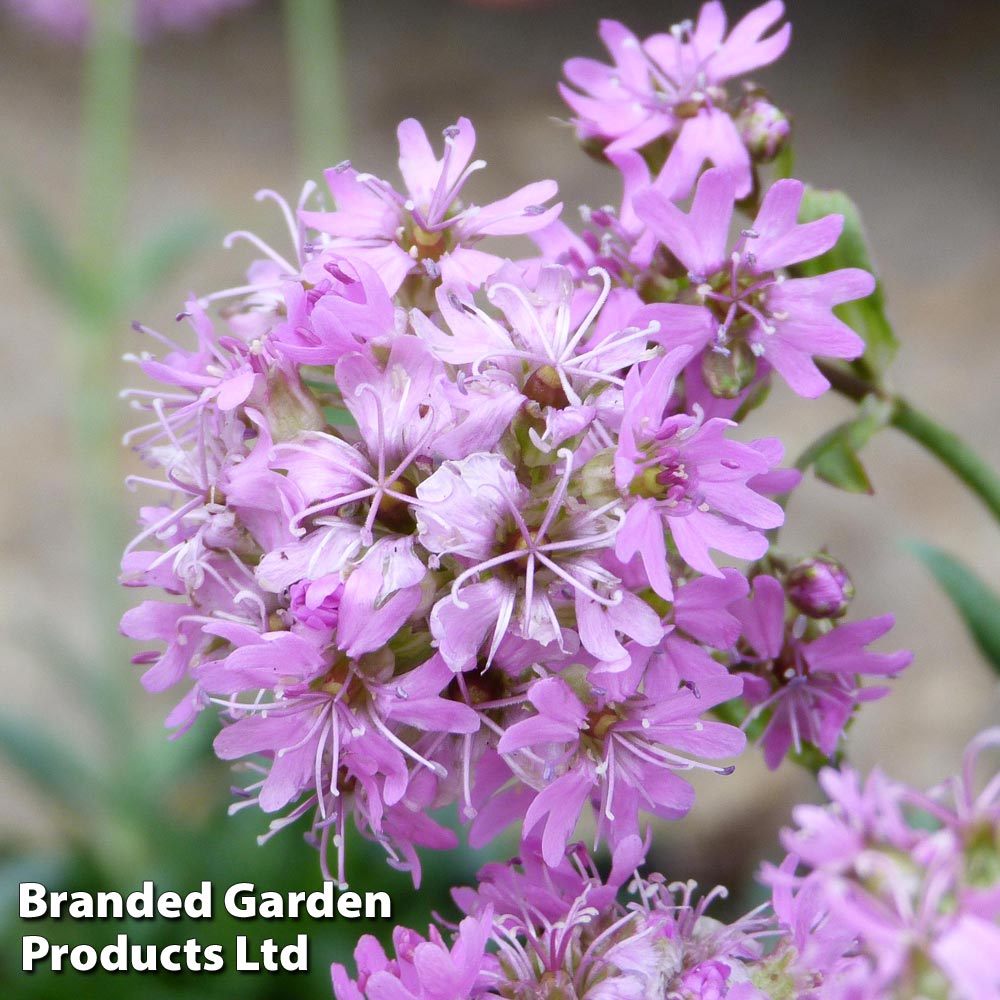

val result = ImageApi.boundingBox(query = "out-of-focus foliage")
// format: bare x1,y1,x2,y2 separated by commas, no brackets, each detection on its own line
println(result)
0,683,486,997
909,541,1000,677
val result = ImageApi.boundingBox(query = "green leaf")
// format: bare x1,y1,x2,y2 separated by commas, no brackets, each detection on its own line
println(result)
788,741,840,776
796,394,892,494
8,188,85,312
118,216,214,303
323,404,355,427
20,623,131,735
814,438,874,494
0,713,105,813
907,541,1000,674
793,188,899,381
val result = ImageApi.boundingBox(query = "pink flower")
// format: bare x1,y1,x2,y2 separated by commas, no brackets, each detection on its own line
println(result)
635,168,875,397
300,118,560,294
532,149,660,283
761,734,1000,998
416,451,633,670
331,910,498,1000
269,258,401,369
453,838,771,999
733,575,911,769
455,837,663,1000
561,2,791,197
209,648,478,887
4,0,253,43
615,350,785,596
495,671,745,865
413,264,662,453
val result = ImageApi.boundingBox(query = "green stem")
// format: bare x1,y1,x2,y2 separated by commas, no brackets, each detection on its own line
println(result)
80,0,135,318
283,0,348,182
818,360,1000,523
70,0,137,733
890,401,1000,523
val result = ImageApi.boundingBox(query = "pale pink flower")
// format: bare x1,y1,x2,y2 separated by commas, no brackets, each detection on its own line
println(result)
561,2,791,198
635,168,874,397
300,118,560,293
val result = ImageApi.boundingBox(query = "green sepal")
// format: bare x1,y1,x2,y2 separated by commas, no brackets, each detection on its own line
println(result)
771,141,795,181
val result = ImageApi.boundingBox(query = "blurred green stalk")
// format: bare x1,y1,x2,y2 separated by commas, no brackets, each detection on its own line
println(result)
71,0,136,743
283,0,348,181
81,0,135,310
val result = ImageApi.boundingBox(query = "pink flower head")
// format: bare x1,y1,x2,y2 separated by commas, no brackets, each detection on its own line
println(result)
300,118,561,293
416,451,637,670
454,837,664,999
451,838,773,999
561,2,791,197
635,168,875,397
331,909,498,1000
615,349,785,597
4,0,253,43
119,68,909,891
495,671,745,865
733,575,912,769
761,734,1000,998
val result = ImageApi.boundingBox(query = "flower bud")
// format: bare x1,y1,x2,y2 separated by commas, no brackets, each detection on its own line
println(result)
735,88,791,164
524,364,570,409
786,555,854,619
264,368,325,441
701,341,757,398
579,449,619,507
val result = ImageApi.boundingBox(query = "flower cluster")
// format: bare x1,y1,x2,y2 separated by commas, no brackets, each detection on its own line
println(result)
4,0,252,42
333,730,1000,999
333,834,772,1000
120,2,909,885
760,728,1000,999
730,568,910,770
560,1,791,200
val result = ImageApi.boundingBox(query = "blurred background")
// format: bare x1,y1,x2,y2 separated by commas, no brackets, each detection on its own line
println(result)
1,0,999,994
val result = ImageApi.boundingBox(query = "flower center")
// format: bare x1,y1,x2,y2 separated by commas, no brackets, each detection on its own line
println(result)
696,231,782,355
630,440,699,510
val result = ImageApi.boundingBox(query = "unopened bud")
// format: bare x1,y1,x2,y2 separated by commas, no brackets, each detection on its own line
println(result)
786,555,854,619
701,340,757,398
265,369,326,441
524,365,570,409
580,449,619,507
736,89,791,164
